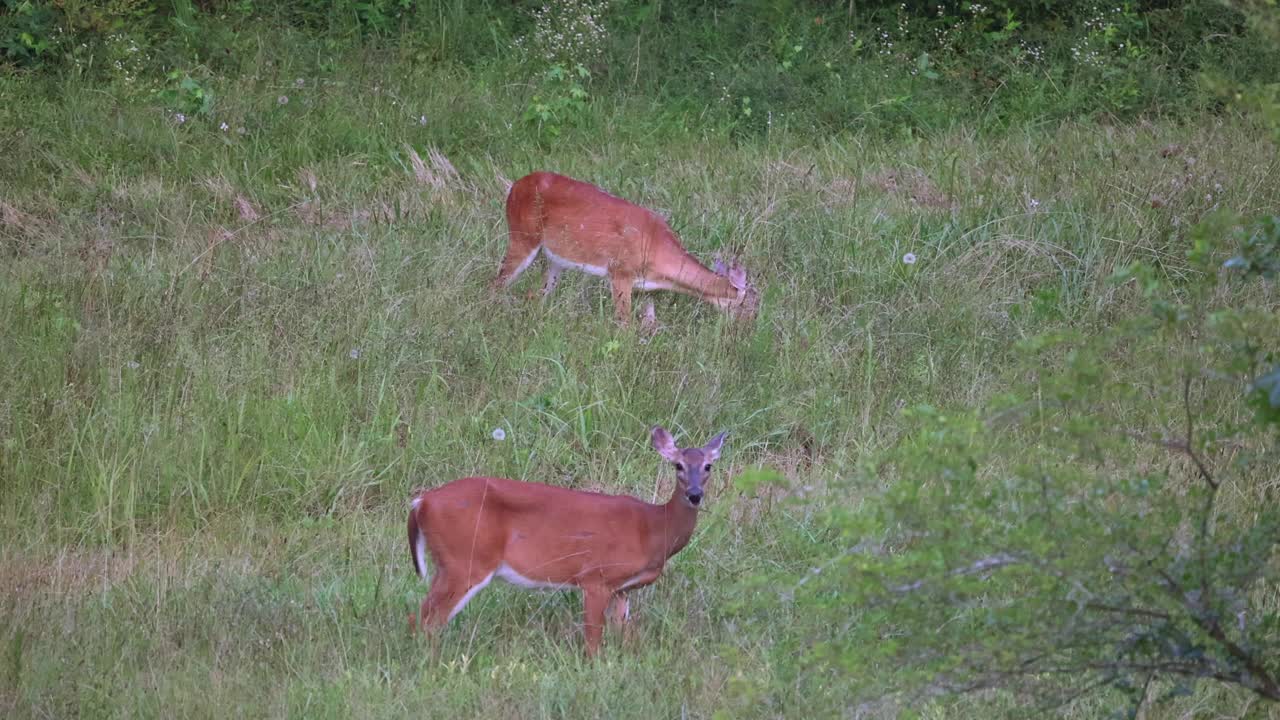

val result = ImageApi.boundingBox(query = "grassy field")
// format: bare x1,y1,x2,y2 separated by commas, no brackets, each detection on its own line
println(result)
2,47,1279,718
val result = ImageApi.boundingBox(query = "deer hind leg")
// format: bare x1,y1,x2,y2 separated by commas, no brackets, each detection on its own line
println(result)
606,594,629,629
607,269,634,326
492,230,542,291
606,593,637,647
419,568,495,630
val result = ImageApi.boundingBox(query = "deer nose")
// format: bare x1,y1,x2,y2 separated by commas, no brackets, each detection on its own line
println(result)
687,491,703,506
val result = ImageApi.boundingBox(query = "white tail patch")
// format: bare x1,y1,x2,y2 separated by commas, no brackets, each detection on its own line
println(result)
411,496,428,580
414,535,428,580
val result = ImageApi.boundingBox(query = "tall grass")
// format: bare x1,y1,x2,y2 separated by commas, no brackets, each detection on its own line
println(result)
1,45,1278,717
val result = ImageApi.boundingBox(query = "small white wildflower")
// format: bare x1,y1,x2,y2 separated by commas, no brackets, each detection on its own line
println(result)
1028,198,1041,210
125,360,141,370
277,95,289,105
295,78,305,87
492,427,506,442
418,115,427,126
902,252,917,265
174,112,186,124
219,122,229,131
349,348,362,360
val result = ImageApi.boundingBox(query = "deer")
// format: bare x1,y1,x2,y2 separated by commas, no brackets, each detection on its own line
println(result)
492,171,757,326
406,426,727,657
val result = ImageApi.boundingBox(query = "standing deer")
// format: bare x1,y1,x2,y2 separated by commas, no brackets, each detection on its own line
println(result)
493,171,757,325
406,426,727,656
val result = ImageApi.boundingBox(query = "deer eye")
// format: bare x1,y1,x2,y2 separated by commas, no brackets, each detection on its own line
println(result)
675,462,685,472
703,464,712,472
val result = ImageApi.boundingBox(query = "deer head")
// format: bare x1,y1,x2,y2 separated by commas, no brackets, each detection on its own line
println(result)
713,255,759,320
651,426,727,507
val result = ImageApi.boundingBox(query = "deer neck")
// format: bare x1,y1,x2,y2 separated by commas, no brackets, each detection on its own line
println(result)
669,258,743,306
652,487,701,561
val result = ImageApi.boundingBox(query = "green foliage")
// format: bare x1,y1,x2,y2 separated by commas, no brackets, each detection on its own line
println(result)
152,68,213,116
1253,364,1280,426
3,2,1280,718
0,0,57,66
1223,215,1280,281
733,466,785,495
522,63,592,140
5,0,1278,134
792,192,1280,708
1224,215,1280,427
242,0,417,35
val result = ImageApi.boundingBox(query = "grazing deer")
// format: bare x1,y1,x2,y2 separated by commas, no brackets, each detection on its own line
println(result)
406,426,727,656
493,171,757,325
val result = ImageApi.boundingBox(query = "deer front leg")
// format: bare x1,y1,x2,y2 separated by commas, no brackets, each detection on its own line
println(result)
607,269,633,326
582,586,610,657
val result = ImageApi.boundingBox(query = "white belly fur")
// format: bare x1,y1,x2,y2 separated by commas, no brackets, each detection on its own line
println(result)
496,561,574,590
543,249,671,291
543,248,607,277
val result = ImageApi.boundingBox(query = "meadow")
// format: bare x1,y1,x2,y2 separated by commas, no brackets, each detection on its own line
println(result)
3,3,1280,717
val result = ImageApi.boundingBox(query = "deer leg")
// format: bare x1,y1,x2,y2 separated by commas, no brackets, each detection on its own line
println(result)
419,572,460,630
606,594,629,629
420,569,494,629
606,594,635,646
582,586,610,657
492,231,541,291
541,261,564,297
418,578,450,630
607,270,633,326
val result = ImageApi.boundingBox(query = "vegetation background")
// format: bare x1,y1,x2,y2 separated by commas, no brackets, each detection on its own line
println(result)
2,0,1279,717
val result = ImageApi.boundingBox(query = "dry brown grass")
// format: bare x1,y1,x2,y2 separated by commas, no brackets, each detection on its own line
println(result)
0,548,138,598
865,167,952,210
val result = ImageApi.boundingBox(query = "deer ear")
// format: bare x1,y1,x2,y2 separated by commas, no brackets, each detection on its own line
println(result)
727,265,747,291
651,426,681,463
712,258,727,275
702,431,727,462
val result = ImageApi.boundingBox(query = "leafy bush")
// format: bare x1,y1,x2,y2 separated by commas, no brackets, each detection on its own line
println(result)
0,0,59,67
4,0,1278,135
778,206,1280,710
152,68,214,117
522,63,593,140
752,2,1280,709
